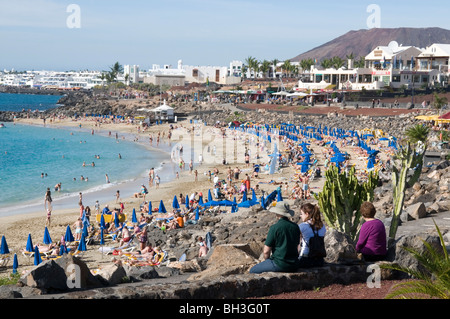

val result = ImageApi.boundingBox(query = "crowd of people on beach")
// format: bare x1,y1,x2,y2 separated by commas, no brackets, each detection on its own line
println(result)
10,115,393,275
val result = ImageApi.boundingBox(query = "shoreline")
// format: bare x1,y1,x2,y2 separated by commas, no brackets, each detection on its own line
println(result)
0,116,278,274
0,121,174,218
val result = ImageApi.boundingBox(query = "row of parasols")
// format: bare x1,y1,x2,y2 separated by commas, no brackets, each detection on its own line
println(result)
0,187,285,273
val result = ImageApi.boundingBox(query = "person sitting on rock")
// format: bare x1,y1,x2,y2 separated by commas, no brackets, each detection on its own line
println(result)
249,201,300,274
356,201,387,262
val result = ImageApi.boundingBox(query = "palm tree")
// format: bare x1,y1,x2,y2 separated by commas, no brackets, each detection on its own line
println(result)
433,92,448,112
271,59,279,78
331,56,345,69
404,124,430,144
282,60,292,78
109,61,123,82
259,60,271,79
354,56,366,68
300,58,314,73
321,58,333,69
381,220,450,299
245,56,257,79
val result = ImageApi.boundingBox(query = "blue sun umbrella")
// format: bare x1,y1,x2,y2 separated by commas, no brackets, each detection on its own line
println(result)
231,204,238,213
277,189,283,202
100,228,105,245
159,200,167,214
12,254,18,274
0,236,9,254
77,233,87,252
60,243,68,255
172,195,180,210
195,207,199,220
100,214,106,229
43,227,52,245
34,246,42,265
65,225,75,243
242,190,247,202
132,208,137,223
26,234,34,252
114,212,120,228
81,222,88,238
185,195,190,209
198,196,204,205
148,201,152,215
208,189,213,202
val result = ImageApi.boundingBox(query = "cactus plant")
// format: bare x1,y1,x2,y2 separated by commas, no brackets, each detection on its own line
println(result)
389,142,427,240
314,165,379,241
389,124,429,241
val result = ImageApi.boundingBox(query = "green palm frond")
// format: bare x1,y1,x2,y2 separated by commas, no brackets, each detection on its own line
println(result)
381,219,450,299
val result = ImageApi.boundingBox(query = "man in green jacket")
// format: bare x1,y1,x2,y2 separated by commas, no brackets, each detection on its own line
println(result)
250,201,300,274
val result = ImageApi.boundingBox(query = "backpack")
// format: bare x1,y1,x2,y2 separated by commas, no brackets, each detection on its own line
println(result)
307,224,326,258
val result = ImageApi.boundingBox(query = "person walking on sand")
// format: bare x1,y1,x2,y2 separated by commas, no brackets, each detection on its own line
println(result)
44,187,52,209
154,174,160,188
116,190,120,203
46,204,52,227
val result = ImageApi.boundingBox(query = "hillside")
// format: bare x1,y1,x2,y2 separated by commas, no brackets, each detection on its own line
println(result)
290,27,450,62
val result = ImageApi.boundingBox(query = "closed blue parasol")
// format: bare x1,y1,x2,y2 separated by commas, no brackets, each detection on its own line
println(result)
12,254,18,274
100,228,105,245
195,207,199,220
207,189,213,202
159,200,167,214
114,212,120,228
148,201,152,215
132,208,137,223
34,246,42,265
82,222,88,238
242,190,247,202
100,214,106,229
43,227,52,245
0,236,9,254
172,195,180,210
77,233,87,251
277,189,283,202
65,225,75,243
185,195,190,209
198,196,204,205
26,234,34,252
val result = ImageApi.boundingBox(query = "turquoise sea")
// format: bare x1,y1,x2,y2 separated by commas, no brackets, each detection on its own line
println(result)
0,92,62,112
0,93,174,217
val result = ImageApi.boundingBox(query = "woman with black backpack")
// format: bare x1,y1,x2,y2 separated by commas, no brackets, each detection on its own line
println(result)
298,203,327,268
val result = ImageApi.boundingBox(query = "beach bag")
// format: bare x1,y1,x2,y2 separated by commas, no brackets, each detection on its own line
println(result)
308,224,326,258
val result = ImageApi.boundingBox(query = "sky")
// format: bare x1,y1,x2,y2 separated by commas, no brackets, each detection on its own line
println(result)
0,0,449,71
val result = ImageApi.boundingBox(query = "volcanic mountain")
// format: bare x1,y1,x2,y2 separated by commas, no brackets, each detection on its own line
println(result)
290,27,450,62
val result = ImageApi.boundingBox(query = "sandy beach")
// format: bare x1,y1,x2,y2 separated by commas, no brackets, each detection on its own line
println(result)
0,114,382,276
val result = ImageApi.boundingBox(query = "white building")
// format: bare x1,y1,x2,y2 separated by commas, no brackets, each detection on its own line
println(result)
416,43,450,86
296,41,450,91
141,59,242,86
123,65,140,85
142,61,185,86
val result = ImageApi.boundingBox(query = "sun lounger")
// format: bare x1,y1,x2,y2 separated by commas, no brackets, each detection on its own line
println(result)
101,235,136,255
0,254,11,268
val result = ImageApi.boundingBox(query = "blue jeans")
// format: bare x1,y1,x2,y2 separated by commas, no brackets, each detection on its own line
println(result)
249,259,281,274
